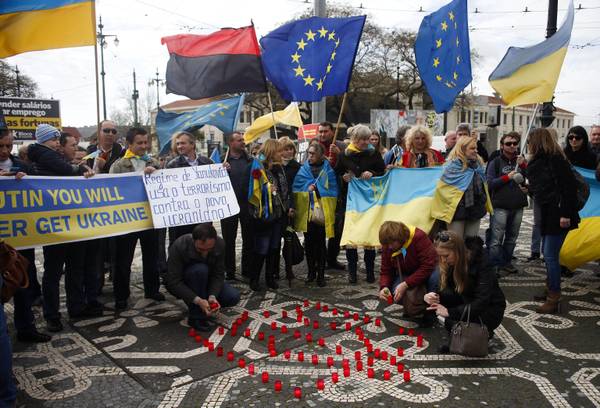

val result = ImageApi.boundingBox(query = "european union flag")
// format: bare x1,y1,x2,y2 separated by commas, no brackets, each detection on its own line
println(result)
155,95,244,155
414,0,472,113
260,16,366,102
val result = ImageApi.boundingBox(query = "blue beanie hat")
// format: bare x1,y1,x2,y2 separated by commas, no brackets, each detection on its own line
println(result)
35,124,60,144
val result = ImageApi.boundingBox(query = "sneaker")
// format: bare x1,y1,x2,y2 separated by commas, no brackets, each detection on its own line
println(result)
17,329,52,343
145,292,166,302
46,319,63,333
188,319,216,333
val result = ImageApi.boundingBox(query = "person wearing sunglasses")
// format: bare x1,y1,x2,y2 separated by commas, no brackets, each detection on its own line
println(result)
526,128,581,314
486,132,529,277
425,231,505,353
85,120,124,173
564,126,597,170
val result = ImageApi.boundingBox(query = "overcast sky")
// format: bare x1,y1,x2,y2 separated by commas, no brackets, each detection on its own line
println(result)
5,0,600,126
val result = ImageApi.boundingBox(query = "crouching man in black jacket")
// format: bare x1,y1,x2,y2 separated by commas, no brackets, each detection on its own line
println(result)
165,224,240,332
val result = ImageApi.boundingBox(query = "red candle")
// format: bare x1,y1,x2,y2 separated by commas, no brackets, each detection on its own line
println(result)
364,338,370,346
218,326,225,335
269,349,277,357
416,334,424,347
244,328,251,337
203,339,210,347
236,318,243,326
274,380,282,392
397,363,404,373
366,344,373,353
383,370,391,380
304,317,310,326
397,348,404,357
375,318,381,327
242,310,249,319
268,335,275,343
208,342,214,352
381,351,388,361
335,345,342,355
357,332,364,341
399,327,405,335
284,350,291,359
403,370,411,382
408,328,415,336
263,310,270,318
374,348,381,358
312,354,319,365
355,351,361,361
353,313,359,321
316,378,325,390
294,387,302,399
327,356,334,367
390,356,397,366
322,305,329,312
248,363,255,375
306,333,313,343
387,295,393,305
262,372,269,383
216,347,223,357
342,359,349,369
355,327,362,335
258,332,265,341
345,322,351,331
230,328,237,337
343,367,350,377
188,328,196,337
332,372,339,383
227,351,234,362
367,368,375,378
344,310,350,318
238,358,246,368
330,322,337,330
295,306,302,313
318,337,325,347
332,308,338,316
296,315,302,323
313,320,319,329
194,335,202,343
271,322,277,330
356,360,363,371
304,299,310,307
367,356,374,366
281,325,288,334
294,330,301,339
363,315,370,324
297,351,304,362
315,301,321,310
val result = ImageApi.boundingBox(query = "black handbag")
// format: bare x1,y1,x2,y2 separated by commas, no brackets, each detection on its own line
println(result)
449,305,489,357
283,227,304,266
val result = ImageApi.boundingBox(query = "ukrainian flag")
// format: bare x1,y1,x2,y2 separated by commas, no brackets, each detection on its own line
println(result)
560,167,600,271
0,0,96,58
340,167,442,247
243,103,303,144
488,0,574,107
248,158,274,221
431,159,492,223
292,160,337,238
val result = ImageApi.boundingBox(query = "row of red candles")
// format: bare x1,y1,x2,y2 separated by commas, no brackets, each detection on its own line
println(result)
187,300,420,398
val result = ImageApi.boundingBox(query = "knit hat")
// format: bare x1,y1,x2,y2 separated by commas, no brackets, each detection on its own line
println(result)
35,124,60,144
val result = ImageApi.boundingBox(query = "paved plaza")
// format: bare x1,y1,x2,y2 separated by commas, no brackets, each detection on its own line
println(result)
6,209,600,407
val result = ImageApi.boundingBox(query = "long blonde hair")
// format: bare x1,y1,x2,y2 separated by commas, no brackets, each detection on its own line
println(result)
447,136,484,169
434,231,468,294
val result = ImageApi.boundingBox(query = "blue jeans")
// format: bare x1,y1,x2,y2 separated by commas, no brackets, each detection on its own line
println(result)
531,199,543,255
183,264,240,322
543,232,568,292
0,276,17,408
489,208,524,267
253,221,282,256
392,268,440,294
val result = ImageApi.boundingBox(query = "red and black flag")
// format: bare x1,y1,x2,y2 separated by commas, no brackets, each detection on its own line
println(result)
161,26,267,99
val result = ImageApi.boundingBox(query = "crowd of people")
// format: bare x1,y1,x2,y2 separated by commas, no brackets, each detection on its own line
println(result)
1,115,600,406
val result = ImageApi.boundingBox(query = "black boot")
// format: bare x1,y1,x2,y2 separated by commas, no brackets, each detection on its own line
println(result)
250,254,266,292
272,249,281,280
364,249,376,283
316,258,326,287
346,248,358,284
265,250,279,290
283,236,295,285
305,249,316,284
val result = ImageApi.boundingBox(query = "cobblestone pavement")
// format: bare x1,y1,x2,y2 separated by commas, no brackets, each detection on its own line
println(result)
6,209,600,407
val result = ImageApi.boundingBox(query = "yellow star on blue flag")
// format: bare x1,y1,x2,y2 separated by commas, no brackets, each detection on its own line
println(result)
260,16,366,102
414,0,472,113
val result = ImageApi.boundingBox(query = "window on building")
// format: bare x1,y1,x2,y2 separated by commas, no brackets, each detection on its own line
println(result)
503,113,507,125
567,119,571,128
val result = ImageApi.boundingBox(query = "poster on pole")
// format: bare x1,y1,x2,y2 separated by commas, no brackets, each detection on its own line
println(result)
142,164,240,228
0,97,61,141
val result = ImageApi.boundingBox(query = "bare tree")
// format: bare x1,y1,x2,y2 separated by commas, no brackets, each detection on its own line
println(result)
0,61,39,98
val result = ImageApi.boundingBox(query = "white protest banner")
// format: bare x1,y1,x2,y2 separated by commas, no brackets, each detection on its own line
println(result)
142,164,240,228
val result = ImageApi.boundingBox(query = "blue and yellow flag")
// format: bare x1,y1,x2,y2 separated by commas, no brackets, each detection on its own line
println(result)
414,0,472,113
292,160,338,238
431,159,492,223
0,0,95,58
156,95,244,155
489,1,574,107
209,148,221,164
560,167,600,270
341,168,442,247
248,158,274,221
260,16,366,102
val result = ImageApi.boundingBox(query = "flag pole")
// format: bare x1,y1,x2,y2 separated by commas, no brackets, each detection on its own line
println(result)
266,89,279,140
521,103,540,156
331,92,348,145
91,1,101,171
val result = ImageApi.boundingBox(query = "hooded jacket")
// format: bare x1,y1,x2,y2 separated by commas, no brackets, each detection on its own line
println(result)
28,143,86,176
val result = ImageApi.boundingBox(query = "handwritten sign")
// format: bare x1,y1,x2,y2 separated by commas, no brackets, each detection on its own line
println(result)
143,164,240,228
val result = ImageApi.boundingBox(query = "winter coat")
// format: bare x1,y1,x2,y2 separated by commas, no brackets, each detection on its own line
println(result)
166,154,212,169
109,155,160,174
28,143,87,176
283,159,301,209
401,148,444,168
486,153,528,210
335,147,386,205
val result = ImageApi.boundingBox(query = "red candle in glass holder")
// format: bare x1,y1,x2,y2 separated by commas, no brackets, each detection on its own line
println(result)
263,310,270,318
313,320,319,329
248,364,255,375
269,349,277,357
387,295,393,305
271,322,277,330
327,356,334,367
238,358,246,368
261,372,269,383
363,315,370,324
364,338,370,346
294,329,301,339
367,368,375,378
306,333,313,343
274,380,282,392
208,342,214,352
332,372,339,383
284,350,291,359
332,308,338,316
297,351,304,362
188,328,196,337
390,356,397,366
353,313,359,321
318,338,325,347
243,328,250,337
342,358,349,369
231,328,237,337
354,351,361,361
203,339,210,347
294,387,302,399
258,332,265,341
366,344,373,353
317,378,325,390
323,305,329,312
416,334,424,347
281,325,288,334
381,351,388,361
344,310,350,318
236,318,243,326
397,363,404,373
343,367,350,377
315,301,321,310
375,318,381,327
383,370,391,380
295,305,302,313
357,332,364,341
243,310,249,318
194,335,202,343
268,334,275,343
367,356,374,366
335,345,342,355
218,326,225,335
216,347,223,357
408,328,415,336
296,315,302,323
227,351,234,362
403,370,411,382
304,299,310,307
330,322,337,330
282,310,288,318
312,354,319,365
345,322,351,331
356,360,363,371
397,348,404,357
399,327,405,335
304,317,310,326
374,348,381,358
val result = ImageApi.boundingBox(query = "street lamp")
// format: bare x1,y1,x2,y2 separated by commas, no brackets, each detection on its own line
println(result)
148,69,165,111
97,16,119,120
14,65,21,97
